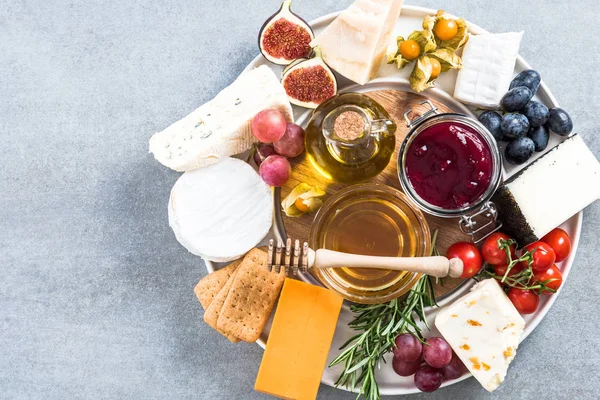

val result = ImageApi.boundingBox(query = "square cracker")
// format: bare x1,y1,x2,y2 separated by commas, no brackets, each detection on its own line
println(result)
194,259,242,309
217,248,285,342
204,268,242,343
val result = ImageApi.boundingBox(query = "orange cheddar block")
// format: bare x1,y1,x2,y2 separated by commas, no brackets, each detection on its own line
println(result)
255,278,343,400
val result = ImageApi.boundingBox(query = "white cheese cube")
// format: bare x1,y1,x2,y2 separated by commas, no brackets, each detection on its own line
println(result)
493,134,600,245
149,65,293,172
435,279,525,392
310,0,404,85
453,32,523,109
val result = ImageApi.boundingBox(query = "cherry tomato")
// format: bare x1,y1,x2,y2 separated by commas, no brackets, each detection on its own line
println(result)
507,288,540,314
399,39,421,61
429,58,442,79
446,242,483,279
524,242,556,273
541,228,571,262
433,19,458,41
533,264,563,292
493,263,529,287
493,263,525,277
481,232,514,265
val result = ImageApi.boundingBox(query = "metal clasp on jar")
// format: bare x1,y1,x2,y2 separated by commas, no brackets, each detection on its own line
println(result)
458,202,503,243
403,100,439,128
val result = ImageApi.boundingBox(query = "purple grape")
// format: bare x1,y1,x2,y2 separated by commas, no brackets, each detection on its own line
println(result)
414,365,443,392
273,123,305,158
393,333,423,362
440,353,466,380
253,143,277,166
392,355,422,377
259,155,291,187
422,337,452,368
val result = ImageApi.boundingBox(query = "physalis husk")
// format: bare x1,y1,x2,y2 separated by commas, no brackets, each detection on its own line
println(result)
281,183,326,217
387,9,469,92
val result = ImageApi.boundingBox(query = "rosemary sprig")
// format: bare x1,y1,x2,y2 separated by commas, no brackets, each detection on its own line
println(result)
329,231,440,400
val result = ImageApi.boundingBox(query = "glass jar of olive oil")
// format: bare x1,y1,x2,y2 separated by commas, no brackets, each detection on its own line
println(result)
305,93,397,184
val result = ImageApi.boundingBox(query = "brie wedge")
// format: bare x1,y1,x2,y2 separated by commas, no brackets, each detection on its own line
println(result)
310,0,404,85
453,32,523,109
168,158,272,262
493,134,600,246
149,65,293,172
435,279,525,392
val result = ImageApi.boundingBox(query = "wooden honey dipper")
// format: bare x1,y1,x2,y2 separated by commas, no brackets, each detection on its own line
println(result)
267,239,464,278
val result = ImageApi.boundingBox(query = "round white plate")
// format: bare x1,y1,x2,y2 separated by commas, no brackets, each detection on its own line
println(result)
205,5,582,395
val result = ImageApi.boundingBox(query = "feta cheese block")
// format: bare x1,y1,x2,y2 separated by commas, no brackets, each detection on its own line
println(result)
168,158,272,262
454,32,523,109
492,134,600,246
310,0,404,85
149,65,293,172
435,279,525,392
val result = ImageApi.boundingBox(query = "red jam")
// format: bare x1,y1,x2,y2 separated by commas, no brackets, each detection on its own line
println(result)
405,122,493,210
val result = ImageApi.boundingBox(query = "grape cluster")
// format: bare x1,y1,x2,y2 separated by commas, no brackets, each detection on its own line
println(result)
392,334,466,392
251,109,305,186
478,70,573,165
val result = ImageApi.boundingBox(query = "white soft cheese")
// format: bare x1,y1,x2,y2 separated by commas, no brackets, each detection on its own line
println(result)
435,279,525,392
501,134,600,240
168,158,272,262
310,0,404,85
149,65,293,172
453,32,523,109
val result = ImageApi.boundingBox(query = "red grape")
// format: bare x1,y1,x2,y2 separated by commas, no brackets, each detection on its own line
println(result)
259,155,291,187
440,353,466,380
253,143,277,166
422,337,452,368
274,123,305,158
392,355,421,377
414,365,443,392
252,109,287,143
393,333,422,362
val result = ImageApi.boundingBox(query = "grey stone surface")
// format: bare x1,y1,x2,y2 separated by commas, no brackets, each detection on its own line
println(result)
1,0,599,399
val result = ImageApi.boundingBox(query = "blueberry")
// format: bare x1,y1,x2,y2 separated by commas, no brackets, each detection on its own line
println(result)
501,113,530,139
501,87,533,112
547,107,573,136
523,101,549,128
478,111,503,141
509,69,541,95
527,125,549,152
505,137,535,165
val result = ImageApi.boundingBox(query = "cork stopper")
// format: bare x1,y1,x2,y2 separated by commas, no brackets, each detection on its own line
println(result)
332,111,365,141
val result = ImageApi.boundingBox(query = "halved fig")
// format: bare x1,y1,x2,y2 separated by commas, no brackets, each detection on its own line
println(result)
258,0,314,65
281,48,337,109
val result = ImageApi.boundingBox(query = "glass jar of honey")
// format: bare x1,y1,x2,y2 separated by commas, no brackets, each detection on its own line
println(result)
309,184,431,304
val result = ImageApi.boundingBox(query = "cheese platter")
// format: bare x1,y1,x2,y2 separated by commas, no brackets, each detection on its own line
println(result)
149,1,599,398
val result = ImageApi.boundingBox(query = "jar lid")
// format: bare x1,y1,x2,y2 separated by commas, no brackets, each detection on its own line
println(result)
309,184,431,304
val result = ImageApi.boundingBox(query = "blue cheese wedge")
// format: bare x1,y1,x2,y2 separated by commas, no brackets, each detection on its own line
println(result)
492,134,600,246
149,65,293,172
435,279,525,392
310,0,404,85
453,32,523,109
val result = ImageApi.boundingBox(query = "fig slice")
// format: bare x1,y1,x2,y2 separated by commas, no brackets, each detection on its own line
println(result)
258,0,314,65
281,47,338,109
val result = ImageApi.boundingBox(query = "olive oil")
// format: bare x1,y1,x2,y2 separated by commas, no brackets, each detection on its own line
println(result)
305,93,397,184
309,185,431,303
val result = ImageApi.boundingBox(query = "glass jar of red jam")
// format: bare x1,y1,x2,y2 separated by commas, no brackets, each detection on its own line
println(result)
398,101,503,241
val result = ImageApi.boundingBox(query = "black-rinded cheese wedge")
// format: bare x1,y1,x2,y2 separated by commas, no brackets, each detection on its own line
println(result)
492,134,600,246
